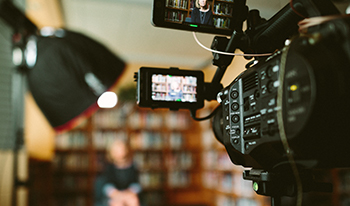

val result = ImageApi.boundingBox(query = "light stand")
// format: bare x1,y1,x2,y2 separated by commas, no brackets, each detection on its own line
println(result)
0,1,126,206
243,168,333,206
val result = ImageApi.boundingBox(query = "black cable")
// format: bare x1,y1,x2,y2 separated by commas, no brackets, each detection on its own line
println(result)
190,105,221,121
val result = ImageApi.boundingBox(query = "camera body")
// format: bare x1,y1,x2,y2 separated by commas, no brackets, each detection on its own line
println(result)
135,67,204,110
216,20,350,170
137,0,350,175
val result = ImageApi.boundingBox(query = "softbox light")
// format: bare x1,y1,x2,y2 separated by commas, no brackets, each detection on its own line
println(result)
27,30,126,132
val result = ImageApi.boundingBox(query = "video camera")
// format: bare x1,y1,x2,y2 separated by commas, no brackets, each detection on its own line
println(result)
135,0,350,203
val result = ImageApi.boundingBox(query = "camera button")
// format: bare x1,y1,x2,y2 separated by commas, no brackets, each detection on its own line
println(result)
231,114,240,123
231,102,239,111
231,90,239,99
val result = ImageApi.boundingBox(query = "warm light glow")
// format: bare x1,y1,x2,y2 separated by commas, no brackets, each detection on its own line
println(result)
97,91,118,108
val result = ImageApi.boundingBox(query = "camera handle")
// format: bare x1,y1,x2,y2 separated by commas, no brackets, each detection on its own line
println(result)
210,0,248,86
189,0,248,121
243,169,333,206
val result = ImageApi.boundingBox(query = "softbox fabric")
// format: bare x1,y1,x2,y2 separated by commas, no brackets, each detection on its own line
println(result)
27,30,126,132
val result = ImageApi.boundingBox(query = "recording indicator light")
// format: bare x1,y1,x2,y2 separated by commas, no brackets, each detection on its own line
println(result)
290,85,298,91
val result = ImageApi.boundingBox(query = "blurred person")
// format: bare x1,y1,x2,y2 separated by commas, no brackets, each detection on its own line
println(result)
167,77,183,101
94,138,142,206
191,0,213,25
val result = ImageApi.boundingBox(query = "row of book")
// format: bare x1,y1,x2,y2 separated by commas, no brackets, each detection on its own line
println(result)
152,74,197,85
166,0,189,9
166,152,193,169
135,151,194,170
202,171,255,197
168,170,191,187
169,132,185,149
139,171,192,189
93,131,127,149
127,111,163,130
55,131,89,149
134,152,163,169
183,84,197,92
55,130,186,151
143,191,165,206
214,17,231,29
94,106,192,130
93,103,134,128
53,153,89,171
152,83,197,93
165,10,186,23
202,150,243,171
139,172,164,188
128,110,191,130
201,129,222,149
93,131,186,151
130,131,164,150
52,196,87,206
165,111,191,129
152,92,197,102
152,83,167,92
213,2,233,16
53,175,89,191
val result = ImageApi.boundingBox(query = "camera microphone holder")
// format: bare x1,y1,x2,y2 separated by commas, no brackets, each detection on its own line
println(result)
243,169,333,206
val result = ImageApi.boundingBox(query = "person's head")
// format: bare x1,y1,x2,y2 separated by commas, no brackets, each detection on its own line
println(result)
171,81,180,91
196,0,208,9
107,138,132,166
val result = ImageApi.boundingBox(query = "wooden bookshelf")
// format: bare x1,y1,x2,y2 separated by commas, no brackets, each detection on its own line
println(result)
51,102,206,206
165,0,235,30
198,107,269,206
52,118,94,206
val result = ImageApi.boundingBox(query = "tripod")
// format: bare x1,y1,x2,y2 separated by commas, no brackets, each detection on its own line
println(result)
243,168,333,206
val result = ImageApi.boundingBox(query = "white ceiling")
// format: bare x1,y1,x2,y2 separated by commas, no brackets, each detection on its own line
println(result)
60,0,345,69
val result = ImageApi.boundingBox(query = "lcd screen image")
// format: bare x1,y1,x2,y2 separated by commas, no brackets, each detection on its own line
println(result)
151,74,197,102
164,0,234,30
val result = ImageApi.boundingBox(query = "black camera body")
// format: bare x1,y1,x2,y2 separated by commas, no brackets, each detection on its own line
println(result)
215,19,350,170
137,0,350,201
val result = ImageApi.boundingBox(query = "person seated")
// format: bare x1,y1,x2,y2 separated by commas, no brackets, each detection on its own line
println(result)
94,138,143,206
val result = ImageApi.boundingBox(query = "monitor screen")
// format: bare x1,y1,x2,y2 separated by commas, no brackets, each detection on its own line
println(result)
151,74,197,102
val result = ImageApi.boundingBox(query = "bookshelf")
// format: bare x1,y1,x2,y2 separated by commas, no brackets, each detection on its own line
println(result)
199,107,269,206
152,74,197,102
165,0,235,30
51,102,205,206
52,119,94,206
